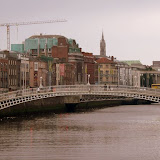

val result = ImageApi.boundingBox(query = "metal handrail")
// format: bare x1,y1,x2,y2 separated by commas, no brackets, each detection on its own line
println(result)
0,85,159,102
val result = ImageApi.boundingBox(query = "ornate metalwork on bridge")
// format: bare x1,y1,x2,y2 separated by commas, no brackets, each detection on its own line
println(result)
0,85,160,111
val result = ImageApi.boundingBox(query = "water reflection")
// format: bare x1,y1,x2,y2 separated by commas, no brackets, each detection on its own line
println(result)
1,104,160,159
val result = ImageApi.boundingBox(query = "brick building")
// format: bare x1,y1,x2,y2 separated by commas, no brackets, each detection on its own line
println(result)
0,52,8,92
52,36,69,62
12,34,85,85
56,63,75,85
82,52,95,84
29,58,48,88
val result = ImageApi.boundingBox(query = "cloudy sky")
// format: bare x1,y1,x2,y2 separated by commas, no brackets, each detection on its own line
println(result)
0,0,160,65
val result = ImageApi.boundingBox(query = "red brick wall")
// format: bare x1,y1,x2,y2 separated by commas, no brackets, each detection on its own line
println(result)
58,37,67,46
51,37,69,62
52,41,69,62
86,63,95,84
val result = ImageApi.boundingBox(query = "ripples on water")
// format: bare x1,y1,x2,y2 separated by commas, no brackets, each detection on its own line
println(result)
1,104,160,160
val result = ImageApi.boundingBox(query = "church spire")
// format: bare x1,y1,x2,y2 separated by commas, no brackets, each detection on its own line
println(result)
100,31,106,56
102,31,104,40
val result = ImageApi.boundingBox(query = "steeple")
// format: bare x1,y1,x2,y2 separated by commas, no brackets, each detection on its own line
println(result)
102,31,104,40
100,31,106,56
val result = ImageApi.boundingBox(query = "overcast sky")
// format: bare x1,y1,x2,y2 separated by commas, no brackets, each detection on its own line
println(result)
0,0,160,65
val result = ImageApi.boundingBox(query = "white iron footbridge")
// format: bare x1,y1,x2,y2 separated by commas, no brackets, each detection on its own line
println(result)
0,85,160,111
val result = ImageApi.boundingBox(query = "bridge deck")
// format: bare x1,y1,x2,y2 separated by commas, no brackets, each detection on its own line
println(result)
0,85,160,111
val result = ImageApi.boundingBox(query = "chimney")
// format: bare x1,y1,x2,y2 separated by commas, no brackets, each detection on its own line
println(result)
111,56,114,61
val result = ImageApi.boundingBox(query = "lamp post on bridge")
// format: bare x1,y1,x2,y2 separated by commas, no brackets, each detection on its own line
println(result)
39,76,43,88
87,74,90,85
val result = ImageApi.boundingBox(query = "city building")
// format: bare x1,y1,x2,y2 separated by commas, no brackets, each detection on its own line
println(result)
20,56,30,89
68,40,84,84
6,51,21,90
96,57,118,85
82,52,95,84
0,52,8,92
56,63,75,85
152,61,160,71
29,58,48,88
117,61,131,86
12,34,85,85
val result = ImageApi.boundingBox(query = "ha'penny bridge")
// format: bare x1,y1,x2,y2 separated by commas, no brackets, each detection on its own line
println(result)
0,85,160,116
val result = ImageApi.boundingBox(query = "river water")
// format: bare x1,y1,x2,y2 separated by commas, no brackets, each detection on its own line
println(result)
1,104,160,160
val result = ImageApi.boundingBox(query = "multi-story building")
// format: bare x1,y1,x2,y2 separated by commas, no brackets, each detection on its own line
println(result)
20,56,30,89
96,57,118,85
82,52,95,84
68,40,84,84
29,58,48,88
52,37,84,84
0,51,21,91
152,61,160,71
56,63,75,85
116,61,131,86
0,52,8,92
11,34,85,85
11,34,60,57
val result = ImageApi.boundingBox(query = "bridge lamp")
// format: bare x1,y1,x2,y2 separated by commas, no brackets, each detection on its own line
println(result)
87,74,90,85
39,76,43,88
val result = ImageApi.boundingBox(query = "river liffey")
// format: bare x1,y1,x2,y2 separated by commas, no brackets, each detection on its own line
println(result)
1,104,160,160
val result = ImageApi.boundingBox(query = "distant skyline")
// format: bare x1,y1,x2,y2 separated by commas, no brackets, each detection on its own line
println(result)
0,0,160,65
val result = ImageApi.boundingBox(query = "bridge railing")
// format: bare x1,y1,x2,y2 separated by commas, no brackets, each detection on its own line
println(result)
0,85,160,102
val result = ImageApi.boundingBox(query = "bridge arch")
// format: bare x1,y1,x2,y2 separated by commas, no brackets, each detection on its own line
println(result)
0,85,159,111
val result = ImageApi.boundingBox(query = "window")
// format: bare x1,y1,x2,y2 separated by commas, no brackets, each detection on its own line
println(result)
106,70,109,75
34,62,38,71
48,48,51,52
41,49,45,52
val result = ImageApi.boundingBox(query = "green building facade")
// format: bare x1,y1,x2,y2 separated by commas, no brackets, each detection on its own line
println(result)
11,35,81,55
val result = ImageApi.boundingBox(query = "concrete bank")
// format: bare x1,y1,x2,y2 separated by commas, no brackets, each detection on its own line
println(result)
0,96,151,118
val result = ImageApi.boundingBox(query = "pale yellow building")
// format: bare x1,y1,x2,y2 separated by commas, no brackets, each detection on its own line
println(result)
96,57,118,85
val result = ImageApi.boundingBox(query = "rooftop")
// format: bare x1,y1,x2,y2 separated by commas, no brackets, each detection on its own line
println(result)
96,57,116,64
29,34,66,39
121,60,142,66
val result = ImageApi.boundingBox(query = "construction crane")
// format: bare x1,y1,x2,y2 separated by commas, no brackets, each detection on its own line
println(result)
0,19,67,50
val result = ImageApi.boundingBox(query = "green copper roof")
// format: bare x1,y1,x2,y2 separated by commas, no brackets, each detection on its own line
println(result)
11,44,24,53
24,38,58,52
121,60,142,66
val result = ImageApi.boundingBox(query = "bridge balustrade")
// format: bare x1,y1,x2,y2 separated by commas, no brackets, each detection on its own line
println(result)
0,85,160,105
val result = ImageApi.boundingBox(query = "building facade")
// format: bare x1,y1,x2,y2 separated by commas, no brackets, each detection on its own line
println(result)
82,52,95,84
0,52,8,92
29,58,48,88
96,57,118,85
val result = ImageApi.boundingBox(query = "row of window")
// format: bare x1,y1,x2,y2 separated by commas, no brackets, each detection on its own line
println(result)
0,83,8,88
9,79,17,86
0,72,7,78
9,69,17,75
100,70,117,75
100,77,118,82
9,60,16,65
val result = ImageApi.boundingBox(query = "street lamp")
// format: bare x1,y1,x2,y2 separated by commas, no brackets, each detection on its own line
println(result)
87,74,90,85
39,76,43,88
